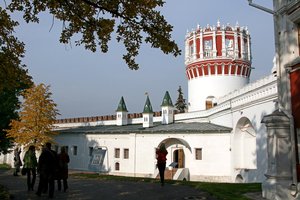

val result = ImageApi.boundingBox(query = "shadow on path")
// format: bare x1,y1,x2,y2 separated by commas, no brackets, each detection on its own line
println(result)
0,169,216,200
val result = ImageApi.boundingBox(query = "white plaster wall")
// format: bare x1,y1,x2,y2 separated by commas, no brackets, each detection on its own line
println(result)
184,134,232,181
231,100,276,183
54,134,89,171
53,131,233,182
188,75,248,112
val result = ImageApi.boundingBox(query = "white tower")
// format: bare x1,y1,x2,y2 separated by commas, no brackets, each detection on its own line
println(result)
161,91,174,124
116,96,128,126
143,95,154,128
185,21,252,111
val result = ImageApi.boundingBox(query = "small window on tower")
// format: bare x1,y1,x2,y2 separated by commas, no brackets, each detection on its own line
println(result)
204,40,212,58
226,38,234,57
204,40,212,50
205,96,216,110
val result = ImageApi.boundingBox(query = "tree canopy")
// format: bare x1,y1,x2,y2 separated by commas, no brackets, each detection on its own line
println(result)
0,7,33,154
0,0,181,153
6,84,59,150
175,86,187,113
6,0,181,70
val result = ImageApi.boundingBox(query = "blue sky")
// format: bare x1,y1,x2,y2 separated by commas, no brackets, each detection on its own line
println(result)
11,0,275,119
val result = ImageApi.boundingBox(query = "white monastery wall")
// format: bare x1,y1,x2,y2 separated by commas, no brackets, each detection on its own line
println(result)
53,131,232,182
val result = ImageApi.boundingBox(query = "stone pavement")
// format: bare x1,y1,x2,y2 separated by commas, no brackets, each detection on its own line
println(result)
0,169,217,200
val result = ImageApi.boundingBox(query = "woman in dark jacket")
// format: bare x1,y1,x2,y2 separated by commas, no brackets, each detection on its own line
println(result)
156,143,168,186
57,147,70,192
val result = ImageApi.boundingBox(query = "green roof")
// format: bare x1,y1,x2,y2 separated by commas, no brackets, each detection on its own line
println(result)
143,96,153,113
58,122,232,134
116,96,128,112
161,91,173,107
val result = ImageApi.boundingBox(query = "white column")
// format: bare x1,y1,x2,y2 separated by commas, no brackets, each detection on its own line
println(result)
222,29,226,57
185,38,189,62
200,31,203,59
247,34,251,62
212,30,217,57
240,33,245,59
234,31,239,59
193,31,197,60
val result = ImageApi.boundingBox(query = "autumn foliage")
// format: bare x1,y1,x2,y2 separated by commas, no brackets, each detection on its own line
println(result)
7,84,59,149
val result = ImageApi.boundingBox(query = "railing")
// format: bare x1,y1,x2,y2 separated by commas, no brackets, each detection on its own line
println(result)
173,168,190,181
54,74,277,128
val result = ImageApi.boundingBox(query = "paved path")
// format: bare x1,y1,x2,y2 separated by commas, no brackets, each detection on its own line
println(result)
0,169,216,200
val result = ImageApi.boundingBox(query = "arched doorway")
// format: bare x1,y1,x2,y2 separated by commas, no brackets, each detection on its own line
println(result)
158,138,191,169
233,117,257,170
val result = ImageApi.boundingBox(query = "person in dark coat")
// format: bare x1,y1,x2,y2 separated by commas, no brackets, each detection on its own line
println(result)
156,143,168,186
13,147,22,176
36,142,58,198
57,146,70,192
23,145,38,191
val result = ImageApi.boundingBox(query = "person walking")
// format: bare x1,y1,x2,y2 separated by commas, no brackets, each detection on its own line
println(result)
156,143,168,186
13,147,22,176
23,145,38,191
36,142,57,198
57,146,70,192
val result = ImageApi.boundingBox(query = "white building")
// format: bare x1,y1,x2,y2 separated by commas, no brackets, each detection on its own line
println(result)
1,22,279,184
50,22,278,183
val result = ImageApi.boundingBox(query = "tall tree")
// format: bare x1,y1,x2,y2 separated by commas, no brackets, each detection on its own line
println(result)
6,84,59,149
6,0,181,70
0,7,33,154
175,86,187,113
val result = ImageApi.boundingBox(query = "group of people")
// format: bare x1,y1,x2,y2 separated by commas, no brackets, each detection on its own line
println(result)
13,142,70,198
14,142,168,195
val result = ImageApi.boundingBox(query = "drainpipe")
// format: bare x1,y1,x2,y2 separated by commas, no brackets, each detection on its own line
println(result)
247,0,275,15
133,133,137,177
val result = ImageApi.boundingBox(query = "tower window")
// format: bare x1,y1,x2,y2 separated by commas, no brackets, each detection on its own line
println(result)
226,38,234,57
204,40,212,58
